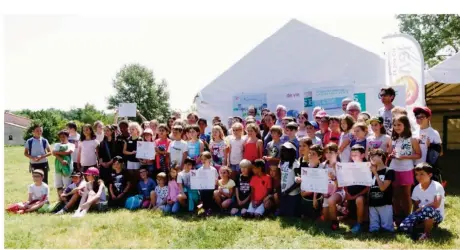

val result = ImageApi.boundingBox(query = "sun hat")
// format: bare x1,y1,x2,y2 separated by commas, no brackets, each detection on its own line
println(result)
84,167,99,176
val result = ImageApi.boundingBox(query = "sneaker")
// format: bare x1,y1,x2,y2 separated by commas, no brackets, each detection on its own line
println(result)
351,223,362,234
418,233,430,241
55,209,65,215
331,221,339,231
205,209,212,216
72,210,81,218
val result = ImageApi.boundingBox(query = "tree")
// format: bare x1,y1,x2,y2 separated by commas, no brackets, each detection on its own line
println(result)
396,14,460,67
108,64,171,123
22,110,66,143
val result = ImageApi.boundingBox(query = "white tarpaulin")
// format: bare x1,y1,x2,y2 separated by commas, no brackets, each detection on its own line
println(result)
195,19,386,124
425,52,460,84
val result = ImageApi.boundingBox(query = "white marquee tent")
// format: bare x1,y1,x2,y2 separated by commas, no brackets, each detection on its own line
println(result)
195,19,387,123
425,52,460,85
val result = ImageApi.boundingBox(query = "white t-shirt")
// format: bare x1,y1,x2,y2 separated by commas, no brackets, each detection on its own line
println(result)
96,133,104,144
28,182,49,201
412,181,445,218
177,171,191,189
280,161,301,196
68,133,81,163
168,140,188,166
339,132,352,163
229,135,245,165
80,140,99,166
296,129,307,138
197,166,219,180
414,127,441,165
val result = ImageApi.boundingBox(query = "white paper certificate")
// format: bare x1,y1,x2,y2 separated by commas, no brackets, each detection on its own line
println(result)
336,162,373,187
190,170,216,190
136,141,156,160
301,167,329,194
119,103,137,117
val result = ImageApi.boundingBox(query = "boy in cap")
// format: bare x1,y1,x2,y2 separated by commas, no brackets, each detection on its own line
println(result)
54,171,87,214
7,169,50,214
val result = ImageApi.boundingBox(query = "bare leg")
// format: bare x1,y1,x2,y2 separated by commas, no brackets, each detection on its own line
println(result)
393,186,402,218
57,188,64,202
80,191,99,211
150,191,157,209
424,218,434,234
222,199,232,209
356,196,365,224
213,190,222,208
177,193,187,207
64,193,80,210
328,193,342,221
401,185,412,218
25,202,45,213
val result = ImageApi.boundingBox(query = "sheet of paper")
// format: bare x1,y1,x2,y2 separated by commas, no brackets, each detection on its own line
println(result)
136,141,156,160
190,170,216,190
119,103,137,117
336,162,373,187
301,167,329,194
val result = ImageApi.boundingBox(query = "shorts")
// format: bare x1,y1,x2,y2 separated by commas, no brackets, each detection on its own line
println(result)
127,161,141,170
393,170,414,187
230,164,240,173
247,201,265,215
347,195,367,219
300,194,323,219
54,172,72,189
280,194,301,217
323,189,345,208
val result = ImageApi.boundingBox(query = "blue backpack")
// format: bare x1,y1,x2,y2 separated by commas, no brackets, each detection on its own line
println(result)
27,137,48,156
125,195,143,210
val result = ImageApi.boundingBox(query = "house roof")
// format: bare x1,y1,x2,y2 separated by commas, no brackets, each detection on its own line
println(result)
4,112,31,128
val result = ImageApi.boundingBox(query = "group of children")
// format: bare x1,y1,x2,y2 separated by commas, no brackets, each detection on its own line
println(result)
9,94,446,241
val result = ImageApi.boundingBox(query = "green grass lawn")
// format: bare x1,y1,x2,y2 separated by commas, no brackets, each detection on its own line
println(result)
4,146,460,248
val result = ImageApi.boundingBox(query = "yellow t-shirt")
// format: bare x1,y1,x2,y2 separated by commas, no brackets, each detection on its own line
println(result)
218,179,235,194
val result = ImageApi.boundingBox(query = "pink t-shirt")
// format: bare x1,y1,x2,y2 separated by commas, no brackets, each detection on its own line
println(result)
80,139,99,166
167,180,180,202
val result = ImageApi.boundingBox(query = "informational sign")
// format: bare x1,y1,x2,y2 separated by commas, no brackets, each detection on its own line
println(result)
312,86,354,115
190,170,216,190
232,93,267,120
303,91,313,116
119,103,137,117
336,162,373,187
301,167,329,194
353,93,366,111
136,141,156,160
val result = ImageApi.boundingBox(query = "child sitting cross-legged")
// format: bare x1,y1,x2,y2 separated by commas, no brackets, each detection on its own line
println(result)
150,172,169,211
213,166,235,214
231,159,252,216
137,167,156,209
6,169,50,214
244,159,271,219
399,163,445,241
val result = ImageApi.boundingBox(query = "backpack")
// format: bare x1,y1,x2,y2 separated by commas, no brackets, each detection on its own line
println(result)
125,195,143,210
27,137,48,156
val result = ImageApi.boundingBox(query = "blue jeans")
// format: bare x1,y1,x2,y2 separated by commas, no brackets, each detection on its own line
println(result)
164,201,180,213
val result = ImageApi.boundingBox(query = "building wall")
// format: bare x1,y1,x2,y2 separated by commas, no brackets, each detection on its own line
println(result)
4,124,26,146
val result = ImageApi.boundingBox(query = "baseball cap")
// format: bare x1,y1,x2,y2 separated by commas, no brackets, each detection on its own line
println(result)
315,110,327,118
70,171,82,177
367,116,384,125
32,169,44,177
84,167,99,176
112,156,124,164
305,121,320,130
413,106,432,117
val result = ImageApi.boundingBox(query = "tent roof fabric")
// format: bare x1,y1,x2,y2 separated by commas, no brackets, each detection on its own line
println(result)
196,19,385,121
425,52,460,85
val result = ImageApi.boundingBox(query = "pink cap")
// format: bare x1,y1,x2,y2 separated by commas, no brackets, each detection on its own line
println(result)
84,167,99,176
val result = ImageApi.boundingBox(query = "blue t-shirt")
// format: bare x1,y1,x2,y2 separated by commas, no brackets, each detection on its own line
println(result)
350,138,367,151
138,178,157,199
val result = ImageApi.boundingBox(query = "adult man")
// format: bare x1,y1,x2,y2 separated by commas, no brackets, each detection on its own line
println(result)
341,98,353,113
247,105,257,117
377,87,396,135
346,101,362,121
275,105,287,126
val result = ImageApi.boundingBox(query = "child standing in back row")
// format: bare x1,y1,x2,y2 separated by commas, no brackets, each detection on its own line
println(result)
186,125,204,168
338,114,354,163
243,123,263,162
24,124,52,184
78,124,99,173
155,124,172,178
209,125,227,172
228,122,245,179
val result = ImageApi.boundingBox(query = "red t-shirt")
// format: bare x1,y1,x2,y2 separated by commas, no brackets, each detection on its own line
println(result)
155,138,171,170
250,174,272,203
323,130,341,146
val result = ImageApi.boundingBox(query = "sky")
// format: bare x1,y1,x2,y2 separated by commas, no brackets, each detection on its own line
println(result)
4,15,400,113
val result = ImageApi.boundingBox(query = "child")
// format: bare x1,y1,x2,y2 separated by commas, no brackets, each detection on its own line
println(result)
413,107,442,166
338,114,354,163
53,130,75,201
108,156,131,208
350,122,368,150
67,121,81,171
299,137,313,167
139,128,156,175
198,118,211,149
78,124,99,173
209,125,227,172
279,142,301,217
214,166,235,213
73,167,107,217
296,111,309,138
345,145,370,234
137,167,156,209
99,125,117,185
300,144,324,220
245,159,272,218
123,122,142,183
165,166,181,213
94,120,105,143
317,115,331,145
263,125,283,170
185,124,204,168
366,116,391,156
369,148,395,233
177,157,199,212
324,116,341,146
283,122,300,157
305,121,322,146
54,171,86,214
155,124,172,178
197,152,219,216
323,143,346,230
228,122,245,178
388,115,421,222
231,159,252,216
168,125,188,169
243,123,263,162
150,172,169,211
24,124,52,184
399,163,445,241
7,169,49,214
267,164,281,215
